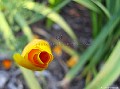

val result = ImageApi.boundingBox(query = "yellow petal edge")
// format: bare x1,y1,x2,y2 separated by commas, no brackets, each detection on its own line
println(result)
13,39,53,71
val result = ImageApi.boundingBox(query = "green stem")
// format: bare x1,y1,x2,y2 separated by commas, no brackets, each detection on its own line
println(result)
0,10,16,50
91,11,98,38
14,12,33,41
64,10,120,82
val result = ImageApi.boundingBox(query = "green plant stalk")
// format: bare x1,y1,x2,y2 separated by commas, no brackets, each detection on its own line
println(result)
103,27,120,61
0,11,16,50
97,13,103,32
84,37,112,76
20,66,42,89
106,0,116,14
74,34,117,81
46,19,54,29
28,0,71,25
81,45,104,77
91,11,98,38
87,27,120,77
92,67,97,77
24,1,78,43
87,36,113,70
74,0,101,13
46,0,71,29
27,14,43,24
64,10,120,82
91,0,111,19
49,0,63,8
79,26,120,87
14,13,33,41
86,71,92,86
110,0,117,14
53,0,71,11
75,0,110,18
114,27,120,41
114,0,120,13
87,45,104,71
106,0,110,11
85,40,120,89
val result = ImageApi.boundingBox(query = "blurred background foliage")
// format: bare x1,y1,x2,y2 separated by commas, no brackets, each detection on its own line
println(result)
0,0,120,89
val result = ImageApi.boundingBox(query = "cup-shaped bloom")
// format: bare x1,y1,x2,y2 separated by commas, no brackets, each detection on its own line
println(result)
13,39,53,71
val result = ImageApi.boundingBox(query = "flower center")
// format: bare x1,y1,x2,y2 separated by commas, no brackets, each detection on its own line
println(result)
39,51,50,63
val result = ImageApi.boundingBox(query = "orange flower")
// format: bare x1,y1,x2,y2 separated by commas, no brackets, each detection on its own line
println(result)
53,45,62,56
2,59,12,70
67,55,78,68
13,39,53,71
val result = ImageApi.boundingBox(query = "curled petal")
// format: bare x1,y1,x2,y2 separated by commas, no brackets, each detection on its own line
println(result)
13,39,54,71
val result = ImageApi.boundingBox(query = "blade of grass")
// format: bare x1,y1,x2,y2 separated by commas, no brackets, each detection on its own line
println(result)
81,44,104,78
73,0,101,13
27,0,72,24
63,10,120,82
91,0,111,19
74,0,110,18
97,13,103,32
106,0,118,14
20,66,42,89
87,33,114,72
53,0,72,11
86,40,120,89
27,13,43,24
46,0,73,32
106,0,111,11
0,11,16,50
114,0,120,13
14,12,33,41
91,12,98,38
114,27,120,40
23,1,78,43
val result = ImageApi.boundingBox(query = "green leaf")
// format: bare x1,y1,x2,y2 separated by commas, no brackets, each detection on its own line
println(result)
0,10,16,50
14,12,33,41
106,0,120,14
64,10,120,81
91,12,98,38
74,0,111,18
86,40,120,89
23,1,78,43
52,0,71,11
20,66,42,89
91,0,111,19
74,0,101,13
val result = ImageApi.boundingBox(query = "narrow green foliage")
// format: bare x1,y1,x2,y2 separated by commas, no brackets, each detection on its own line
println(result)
14,13,33,41
86,40,120,89
91,12,98,38
64,10,120,81
106,0,120,14
20,66,42,89
74,0,101,13
91,0,111,19
0,11,16,50
24,1,78,43
47,0,71,29
52,0,71,11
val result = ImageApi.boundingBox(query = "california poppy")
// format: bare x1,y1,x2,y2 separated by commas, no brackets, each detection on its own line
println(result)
13,39,53,71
